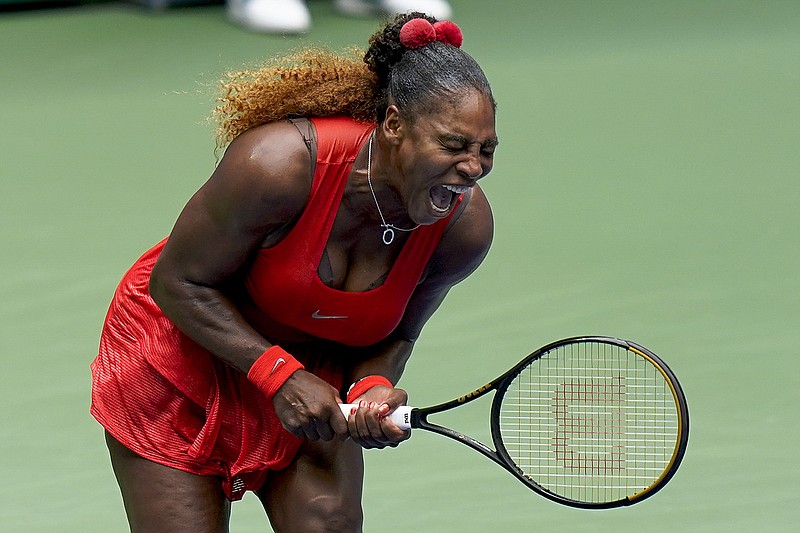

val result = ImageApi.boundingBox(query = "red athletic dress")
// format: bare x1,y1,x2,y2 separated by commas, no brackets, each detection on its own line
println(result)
90,117,457,500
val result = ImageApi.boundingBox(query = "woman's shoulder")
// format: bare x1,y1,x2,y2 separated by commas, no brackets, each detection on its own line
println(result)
213,121,315,220
227,121,312,194
223,120,310,169
430,185,494,282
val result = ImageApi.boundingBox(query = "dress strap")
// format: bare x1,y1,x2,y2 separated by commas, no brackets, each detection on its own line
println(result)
287,118,317,180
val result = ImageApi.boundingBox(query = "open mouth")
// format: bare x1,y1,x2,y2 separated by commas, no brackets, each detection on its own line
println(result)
430,184,469,213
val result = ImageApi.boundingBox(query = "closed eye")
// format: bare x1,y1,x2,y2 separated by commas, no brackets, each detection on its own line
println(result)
439,134,498,156
440,138,467,152
481,139,499,156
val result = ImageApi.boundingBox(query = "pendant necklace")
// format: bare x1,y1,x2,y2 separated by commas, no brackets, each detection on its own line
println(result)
367,134,420,245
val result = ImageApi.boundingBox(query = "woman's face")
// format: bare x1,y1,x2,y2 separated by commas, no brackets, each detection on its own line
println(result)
390,87,498,226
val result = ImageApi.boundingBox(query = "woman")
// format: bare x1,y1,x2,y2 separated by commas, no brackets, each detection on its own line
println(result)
91,12,498,532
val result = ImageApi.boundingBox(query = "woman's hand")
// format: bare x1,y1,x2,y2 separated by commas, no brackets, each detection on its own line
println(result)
272,370,350,441
344,386,411,449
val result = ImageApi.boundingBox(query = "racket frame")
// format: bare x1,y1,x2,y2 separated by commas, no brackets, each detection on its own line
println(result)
408,336,689,509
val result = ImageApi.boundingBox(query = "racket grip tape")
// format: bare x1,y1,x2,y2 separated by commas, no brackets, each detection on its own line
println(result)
339,403,413,430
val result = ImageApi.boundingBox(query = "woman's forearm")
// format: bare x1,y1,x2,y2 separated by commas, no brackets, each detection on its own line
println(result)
149,272,270,374
346,336,415,386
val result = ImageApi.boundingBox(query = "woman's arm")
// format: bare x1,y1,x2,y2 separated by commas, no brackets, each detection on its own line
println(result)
149,121,309,370
149,121,349,441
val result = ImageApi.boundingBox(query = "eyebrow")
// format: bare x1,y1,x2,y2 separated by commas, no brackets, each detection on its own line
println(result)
440,133,500,148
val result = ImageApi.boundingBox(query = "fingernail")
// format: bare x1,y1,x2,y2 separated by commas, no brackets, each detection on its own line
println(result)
369,402,377,409
378,403,390,415
359,400,367,408
350,407,357,415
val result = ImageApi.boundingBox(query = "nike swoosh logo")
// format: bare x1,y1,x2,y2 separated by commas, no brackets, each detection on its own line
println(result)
311,310,349,319
270,358,286,376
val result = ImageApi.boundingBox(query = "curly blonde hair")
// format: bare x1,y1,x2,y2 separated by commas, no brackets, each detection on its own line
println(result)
213,47,378,150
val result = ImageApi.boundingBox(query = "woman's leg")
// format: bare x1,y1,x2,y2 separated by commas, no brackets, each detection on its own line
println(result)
257,437,365,533
105,431,232,533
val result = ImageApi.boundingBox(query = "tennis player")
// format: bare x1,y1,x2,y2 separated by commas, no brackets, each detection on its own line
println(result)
91,12,497,532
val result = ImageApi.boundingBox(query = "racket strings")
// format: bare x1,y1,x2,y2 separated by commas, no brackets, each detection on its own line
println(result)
498,341,680,504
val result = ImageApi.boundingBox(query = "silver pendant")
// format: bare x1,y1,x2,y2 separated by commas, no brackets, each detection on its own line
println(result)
382,227,395,245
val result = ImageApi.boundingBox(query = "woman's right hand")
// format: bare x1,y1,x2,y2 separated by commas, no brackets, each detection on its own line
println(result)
272,370,350,441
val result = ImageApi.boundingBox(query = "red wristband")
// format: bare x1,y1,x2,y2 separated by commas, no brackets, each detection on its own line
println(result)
346,375,393,404
247,346,304,400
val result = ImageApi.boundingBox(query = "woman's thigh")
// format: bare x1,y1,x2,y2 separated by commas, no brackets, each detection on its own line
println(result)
257,437,364,533
105,431,232,533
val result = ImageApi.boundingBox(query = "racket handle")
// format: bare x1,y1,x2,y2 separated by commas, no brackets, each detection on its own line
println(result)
339,403,413,430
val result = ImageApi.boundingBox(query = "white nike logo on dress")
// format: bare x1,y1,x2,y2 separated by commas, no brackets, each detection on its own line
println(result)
311,310,349,319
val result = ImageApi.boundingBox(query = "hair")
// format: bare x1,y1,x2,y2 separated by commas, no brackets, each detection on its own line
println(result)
213,12,494,149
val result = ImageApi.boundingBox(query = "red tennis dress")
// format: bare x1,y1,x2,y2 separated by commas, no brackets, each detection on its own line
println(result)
90,117,456,500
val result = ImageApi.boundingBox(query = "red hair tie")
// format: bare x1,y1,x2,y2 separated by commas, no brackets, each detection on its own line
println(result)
399,18,463,49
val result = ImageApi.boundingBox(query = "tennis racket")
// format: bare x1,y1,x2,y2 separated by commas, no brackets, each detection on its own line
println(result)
340,336,688,509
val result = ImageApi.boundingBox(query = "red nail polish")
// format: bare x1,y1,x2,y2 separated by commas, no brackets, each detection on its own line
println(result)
350,407,357,415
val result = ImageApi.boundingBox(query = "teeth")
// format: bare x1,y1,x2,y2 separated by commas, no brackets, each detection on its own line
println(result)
443,185,469,194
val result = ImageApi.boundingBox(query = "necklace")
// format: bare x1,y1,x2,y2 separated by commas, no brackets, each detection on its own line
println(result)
367,134,420,245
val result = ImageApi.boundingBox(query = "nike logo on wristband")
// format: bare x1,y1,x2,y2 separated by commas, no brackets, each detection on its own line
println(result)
270,358,286,376
311,310,349,319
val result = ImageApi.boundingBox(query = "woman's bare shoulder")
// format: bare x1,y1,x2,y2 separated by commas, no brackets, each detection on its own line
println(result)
430,185,494,284
210,121,314,221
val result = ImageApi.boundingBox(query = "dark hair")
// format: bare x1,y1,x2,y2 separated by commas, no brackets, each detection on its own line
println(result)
364,12,495,122
214,13,494,147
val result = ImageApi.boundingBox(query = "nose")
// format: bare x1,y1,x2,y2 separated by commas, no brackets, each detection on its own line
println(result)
456,149,484,181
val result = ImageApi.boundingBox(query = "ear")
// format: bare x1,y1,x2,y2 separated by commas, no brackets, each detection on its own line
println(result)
381,105,405,146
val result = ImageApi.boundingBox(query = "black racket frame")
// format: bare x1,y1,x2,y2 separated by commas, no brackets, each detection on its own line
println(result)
408,336,689,509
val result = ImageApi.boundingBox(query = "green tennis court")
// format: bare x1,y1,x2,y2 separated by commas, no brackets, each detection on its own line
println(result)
1,0,798,530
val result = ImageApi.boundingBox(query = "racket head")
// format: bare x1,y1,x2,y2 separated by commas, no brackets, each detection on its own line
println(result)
490,336,689,509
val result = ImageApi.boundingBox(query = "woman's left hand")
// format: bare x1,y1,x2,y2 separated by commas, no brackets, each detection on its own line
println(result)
345,386,411,449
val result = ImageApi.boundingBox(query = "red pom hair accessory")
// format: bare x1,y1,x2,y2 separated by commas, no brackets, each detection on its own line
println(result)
399,18,463,49
433,21,463,48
